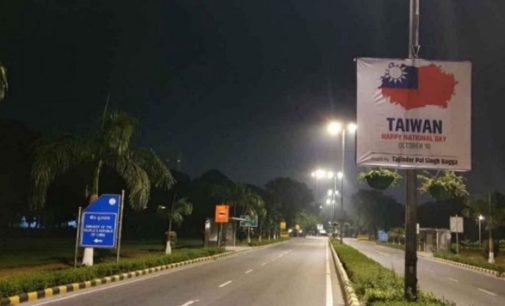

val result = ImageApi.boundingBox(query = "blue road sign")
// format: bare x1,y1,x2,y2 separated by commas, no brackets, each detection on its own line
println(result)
80,194,120,248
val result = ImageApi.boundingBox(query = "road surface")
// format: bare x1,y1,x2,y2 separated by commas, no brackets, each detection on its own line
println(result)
345,238,505,306
29,237,344,306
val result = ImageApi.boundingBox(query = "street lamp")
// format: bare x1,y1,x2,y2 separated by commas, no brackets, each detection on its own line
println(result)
478,214,485,247
312,168,338,234
327,120,357,243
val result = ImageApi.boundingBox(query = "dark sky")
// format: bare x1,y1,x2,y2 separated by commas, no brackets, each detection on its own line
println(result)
1,0,505,202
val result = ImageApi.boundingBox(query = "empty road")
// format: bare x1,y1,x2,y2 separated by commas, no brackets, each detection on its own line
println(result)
29,237,344,306
346,238,505,306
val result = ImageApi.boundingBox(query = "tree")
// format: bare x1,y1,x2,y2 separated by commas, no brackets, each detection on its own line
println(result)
0,62,7,102
294,212,320,234
31,111,175,265
264,177,315,227
463,192,505,263
158,197,193,254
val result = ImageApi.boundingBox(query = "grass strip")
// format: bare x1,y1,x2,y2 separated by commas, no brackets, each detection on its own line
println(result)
331,239,451,306
0,247,224,299
433,252,504,275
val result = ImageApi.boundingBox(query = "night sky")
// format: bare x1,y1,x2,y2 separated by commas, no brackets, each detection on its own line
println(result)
2,0,505,202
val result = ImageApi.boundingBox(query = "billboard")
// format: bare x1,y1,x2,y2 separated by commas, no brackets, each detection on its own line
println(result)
356,58,471,170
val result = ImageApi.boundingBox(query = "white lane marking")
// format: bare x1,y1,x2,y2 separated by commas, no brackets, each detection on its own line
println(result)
245,269,253,274
261,262,267,266
180,299,200,306
447,277,459,283
376,251,389,257
478,288,497,296
219,280,232,288
326,242,333,306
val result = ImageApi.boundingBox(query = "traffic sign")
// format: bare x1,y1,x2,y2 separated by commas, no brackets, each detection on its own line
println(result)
239,215,258,227
450,216,464,233
215,205,229,223
80,194,121,248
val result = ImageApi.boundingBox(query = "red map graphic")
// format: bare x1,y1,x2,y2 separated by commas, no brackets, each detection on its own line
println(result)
381,64,457,110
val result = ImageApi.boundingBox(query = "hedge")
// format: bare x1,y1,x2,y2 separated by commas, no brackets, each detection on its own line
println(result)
433,252,505,275
331,240,451,305
0,247,224,298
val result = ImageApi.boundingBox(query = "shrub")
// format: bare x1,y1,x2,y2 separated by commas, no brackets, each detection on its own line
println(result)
331,240,449,305
434,252,504,275
0,247,224,298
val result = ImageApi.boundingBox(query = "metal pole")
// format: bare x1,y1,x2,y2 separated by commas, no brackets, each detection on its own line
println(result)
116,190,125,263
340,129,345,243
478,218,482,247
405,1,420,300
488,192,494,263
74,206,82,268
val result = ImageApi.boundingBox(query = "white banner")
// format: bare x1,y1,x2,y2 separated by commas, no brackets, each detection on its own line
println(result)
356,58,471,170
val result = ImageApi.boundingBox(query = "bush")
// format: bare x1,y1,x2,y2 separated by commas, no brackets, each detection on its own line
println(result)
0,247,224,298
434,252,504,275
331,240,449,305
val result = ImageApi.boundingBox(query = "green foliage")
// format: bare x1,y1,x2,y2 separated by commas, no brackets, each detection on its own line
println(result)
462,192,505,231
434,252,504,275
358,168,402,190
30,111,175,211
0,248,224,298
294,212,320,233
418,171,468,201
0,61,7,101
331,240,449,305
387,227,405,244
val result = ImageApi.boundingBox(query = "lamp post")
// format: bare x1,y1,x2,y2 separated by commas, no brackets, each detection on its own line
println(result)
478,215,484,247
327,121,356,243
311,168,336,235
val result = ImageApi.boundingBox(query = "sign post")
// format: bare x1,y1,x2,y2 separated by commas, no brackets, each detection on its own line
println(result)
116,190,125,263
450,215,464,255
80,194,121,249
356,1,471,300
215,205,229,247
74,206,82,268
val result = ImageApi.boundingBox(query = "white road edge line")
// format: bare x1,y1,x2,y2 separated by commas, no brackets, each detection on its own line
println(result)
447,277,459,282
478,288,497,296
245,269,253,274
180,299,200,306
219,280,232,288
326,241,333,306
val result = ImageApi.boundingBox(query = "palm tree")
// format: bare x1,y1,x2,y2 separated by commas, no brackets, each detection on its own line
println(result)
0,62,7,102
31,111,175,265
158,197,193,254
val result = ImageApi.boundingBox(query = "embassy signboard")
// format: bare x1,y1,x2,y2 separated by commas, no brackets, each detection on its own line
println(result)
356,58,471,171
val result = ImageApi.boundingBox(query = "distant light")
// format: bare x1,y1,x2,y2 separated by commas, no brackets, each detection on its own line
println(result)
326,199,331,205
288,229,293,233
337,171,343,179
479,215,485,221
347,122,357,134
327,189,333,196
327,121,342,135
327,171,334,179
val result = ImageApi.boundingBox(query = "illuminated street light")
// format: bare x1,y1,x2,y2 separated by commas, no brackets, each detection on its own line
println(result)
327,120,357,243
327,121,342,135
326,198,331,205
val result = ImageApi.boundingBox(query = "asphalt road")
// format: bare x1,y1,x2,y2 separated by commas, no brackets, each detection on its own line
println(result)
345,238,505,306
29,237,344,306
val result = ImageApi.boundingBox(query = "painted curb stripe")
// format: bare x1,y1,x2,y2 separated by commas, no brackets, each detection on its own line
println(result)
0,251,236,306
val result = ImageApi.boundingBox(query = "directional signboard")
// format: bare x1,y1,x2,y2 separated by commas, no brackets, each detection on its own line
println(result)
239,215,258,228
80,194,121,248
450,216,464,233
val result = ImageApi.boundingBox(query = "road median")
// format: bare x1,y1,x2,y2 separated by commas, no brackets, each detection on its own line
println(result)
329,239,451,305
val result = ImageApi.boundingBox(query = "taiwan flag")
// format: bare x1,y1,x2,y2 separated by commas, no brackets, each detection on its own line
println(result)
380,62,457,110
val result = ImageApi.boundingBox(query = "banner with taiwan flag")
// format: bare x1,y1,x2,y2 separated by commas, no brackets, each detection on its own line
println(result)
356,58,471,170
